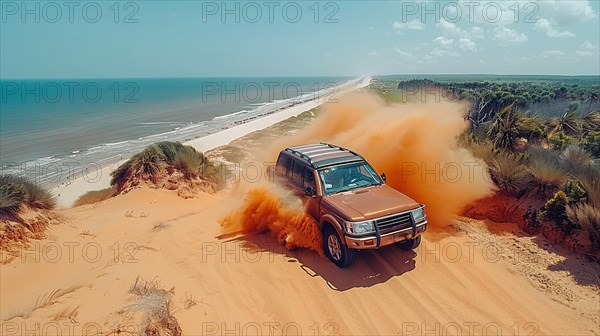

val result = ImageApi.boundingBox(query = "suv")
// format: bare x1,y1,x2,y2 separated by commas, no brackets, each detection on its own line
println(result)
273,143,427,267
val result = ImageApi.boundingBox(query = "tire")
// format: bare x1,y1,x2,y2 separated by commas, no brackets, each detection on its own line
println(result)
323,226,356,268
396,235,421,250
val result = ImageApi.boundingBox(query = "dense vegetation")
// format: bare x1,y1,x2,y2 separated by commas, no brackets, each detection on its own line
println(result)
372,77,600,253
0,175,56,217
395,77,600,128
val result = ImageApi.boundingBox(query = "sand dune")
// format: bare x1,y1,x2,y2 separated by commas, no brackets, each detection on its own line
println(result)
3,83,599,336
1,187,598,335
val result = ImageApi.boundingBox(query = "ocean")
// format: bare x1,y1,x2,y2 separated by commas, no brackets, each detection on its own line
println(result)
0,76,357,186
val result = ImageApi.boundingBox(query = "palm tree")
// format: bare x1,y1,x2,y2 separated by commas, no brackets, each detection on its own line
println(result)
555,110,583,136
583,111,600,134
487,104,521,149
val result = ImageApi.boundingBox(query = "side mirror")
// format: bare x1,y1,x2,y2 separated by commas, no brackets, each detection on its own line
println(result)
304,186,316,197
381,173,387,183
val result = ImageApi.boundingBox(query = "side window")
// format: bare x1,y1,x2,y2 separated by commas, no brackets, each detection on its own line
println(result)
276,155,290,177
358,165,371,179
292,161,304,186
303,168,315,190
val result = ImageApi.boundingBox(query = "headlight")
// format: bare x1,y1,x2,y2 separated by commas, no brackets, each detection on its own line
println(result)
345,220,375,234
411,206,426,222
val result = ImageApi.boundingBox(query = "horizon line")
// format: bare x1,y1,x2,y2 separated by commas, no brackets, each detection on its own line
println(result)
1,73,599,81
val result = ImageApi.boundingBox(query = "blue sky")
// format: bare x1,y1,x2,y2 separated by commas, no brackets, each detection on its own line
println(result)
1,0,599,78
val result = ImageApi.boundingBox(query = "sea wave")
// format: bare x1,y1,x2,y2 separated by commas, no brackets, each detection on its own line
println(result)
5,77,363,187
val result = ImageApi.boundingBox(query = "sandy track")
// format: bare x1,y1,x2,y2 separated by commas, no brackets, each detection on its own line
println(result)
2,188,598,336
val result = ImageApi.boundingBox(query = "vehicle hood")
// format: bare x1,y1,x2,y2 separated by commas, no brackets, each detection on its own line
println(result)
323,185,419,221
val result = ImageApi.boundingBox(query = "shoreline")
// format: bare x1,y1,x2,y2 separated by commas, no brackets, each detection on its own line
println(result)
52,77,371,208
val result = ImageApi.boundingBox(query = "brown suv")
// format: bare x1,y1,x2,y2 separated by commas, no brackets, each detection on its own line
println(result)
274,143,427,267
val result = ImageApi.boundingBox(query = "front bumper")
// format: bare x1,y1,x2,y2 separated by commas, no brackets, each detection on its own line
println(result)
344,221,427,249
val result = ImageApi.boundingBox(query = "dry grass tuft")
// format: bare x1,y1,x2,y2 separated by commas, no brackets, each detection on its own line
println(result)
73,186,117,207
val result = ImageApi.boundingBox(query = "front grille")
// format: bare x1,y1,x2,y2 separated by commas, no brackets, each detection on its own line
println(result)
375,212,413,232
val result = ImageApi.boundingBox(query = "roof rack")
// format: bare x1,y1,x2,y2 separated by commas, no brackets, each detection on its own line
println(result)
319,142,365,159
285,148,313,163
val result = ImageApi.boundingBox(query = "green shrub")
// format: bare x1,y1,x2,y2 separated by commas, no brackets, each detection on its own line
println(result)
111,145,166,186
541,191,568,222
133,145,166,175
0,175,56,216
581,131,600,157
19,179,56,210
548,131,576,151
562,180,587,205
156,141,186,163
110,141,222,191
173,146,204,178
0,183,25,216
518,115,545,140
541,191,575,234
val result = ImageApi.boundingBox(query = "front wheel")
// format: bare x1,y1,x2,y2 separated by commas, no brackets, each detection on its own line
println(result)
323,226,355,268
396,235,421,250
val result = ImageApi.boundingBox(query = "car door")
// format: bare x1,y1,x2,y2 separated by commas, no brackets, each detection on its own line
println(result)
302,167,320,220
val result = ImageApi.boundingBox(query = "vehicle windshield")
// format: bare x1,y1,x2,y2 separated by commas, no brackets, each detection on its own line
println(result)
318,161,382,195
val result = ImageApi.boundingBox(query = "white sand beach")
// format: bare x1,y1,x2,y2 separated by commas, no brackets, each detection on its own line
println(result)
51,77,371,208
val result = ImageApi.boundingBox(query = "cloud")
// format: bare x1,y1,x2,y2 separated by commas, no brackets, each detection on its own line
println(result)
535,18,575,38
430,36,461,58
433,36,454,49
582,41,598,50
470,27,485,39
576,50,593,57
394,48,415,59
438,19,469,38
431,48,460,58
431,20,480,57
434,19,482,53
458,38,477,52
576,41,599,57
537,0,597,25
392,19,424,31
540,50,565,58
492,26,528,45
323,52,331,57
368,51,379,56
